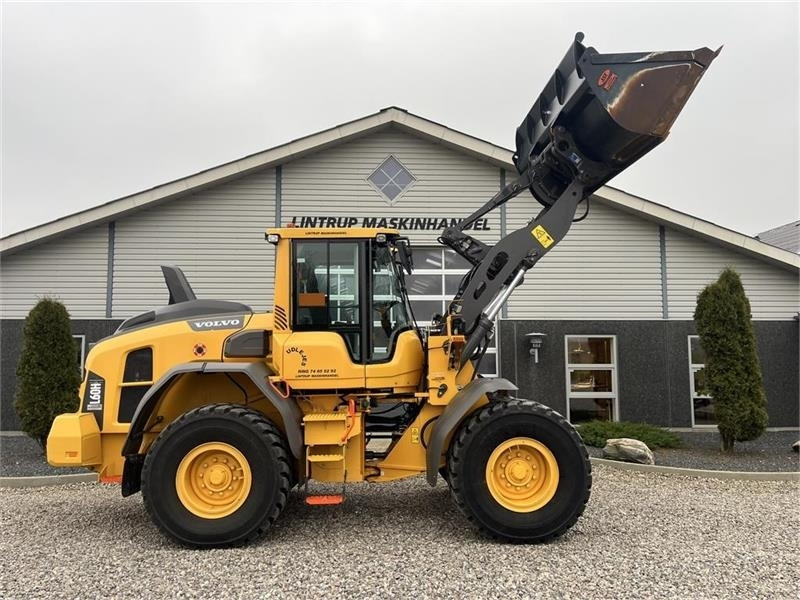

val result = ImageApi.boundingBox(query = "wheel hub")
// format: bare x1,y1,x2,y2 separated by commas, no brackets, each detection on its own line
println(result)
485,437,559,513
206,464,230,488
507,459,532,486
176,442,252,519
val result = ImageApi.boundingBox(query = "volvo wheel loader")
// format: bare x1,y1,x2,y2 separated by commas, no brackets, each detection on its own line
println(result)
47,33,719,547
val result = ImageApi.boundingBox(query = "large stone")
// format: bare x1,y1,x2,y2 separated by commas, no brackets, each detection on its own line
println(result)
792,440,799,453
602,438,655,465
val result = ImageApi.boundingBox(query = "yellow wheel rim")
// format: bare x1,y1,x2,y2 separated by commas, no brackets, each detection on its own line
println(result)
485,437,559,513
175,442,252,519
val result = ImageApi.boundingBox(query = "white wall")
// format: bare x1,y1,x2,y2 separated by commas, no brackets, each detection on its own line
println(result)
281,127,502,245
112,169,276,317
0,225,108,319
665,229,799,320
506,200,664,319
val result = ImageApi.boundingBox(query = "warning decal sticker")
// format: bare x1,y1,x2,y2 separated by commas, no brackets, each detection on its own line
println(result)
531,225,555,249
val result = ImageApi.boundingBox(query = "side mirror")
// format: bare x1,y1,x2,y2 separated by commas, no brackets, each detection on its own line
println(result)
396,238,414,275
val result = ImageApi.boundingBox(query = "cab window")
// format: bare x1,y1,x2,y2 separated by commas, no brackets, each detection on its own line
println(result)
293,241,362,361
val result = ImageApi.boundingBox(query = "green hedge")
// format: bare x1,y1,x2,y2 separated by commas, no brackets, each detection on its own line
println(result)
577,420,682,449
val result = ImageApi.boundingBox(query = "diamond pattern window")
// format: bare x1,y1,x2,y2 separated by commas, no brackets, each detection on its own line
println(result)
368,156,416,202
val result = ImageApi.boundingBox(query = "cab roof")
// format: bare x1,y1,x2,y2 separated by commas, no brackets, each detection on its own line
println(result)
266,227,400,240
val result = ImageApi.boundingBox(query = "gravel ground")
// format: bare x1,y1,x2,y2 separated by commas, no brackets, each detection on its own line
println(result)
0,465,797,599
0,435,91,477
3,430,798,478
586,430,800,472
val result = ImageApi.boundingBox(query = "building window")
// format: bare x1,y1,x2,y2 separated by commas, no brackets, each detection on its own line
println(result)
689,335,715,426
407,247,497,376
367,155,416,203
565,335,617,423
118,347,154,423
73,335,86,376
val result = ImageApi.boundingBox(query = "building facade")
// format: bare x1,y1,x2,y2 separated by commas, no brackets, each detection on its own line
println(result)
2,108,798,430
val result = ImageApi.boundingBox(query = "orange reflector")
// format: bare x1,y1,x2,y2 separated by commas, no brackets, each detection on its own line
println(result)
305,494,343,506
100,476,122,484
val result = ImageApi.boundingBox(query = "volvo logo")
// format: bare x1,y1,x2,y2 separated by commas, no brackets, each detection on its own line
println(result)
188,316,244,331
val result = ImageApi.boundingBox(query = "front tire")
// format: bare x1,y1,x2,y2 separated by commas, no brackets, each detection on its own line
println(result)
448,399,591,543
141,404,291,547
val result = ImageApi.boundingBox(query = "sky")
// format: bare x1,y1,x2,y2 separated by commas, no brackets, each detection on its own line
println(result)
1,1,798,238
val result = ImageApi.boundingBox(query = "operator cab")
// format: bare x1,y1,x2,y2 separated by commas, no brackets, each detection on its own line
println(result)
291,233,415,362
268,228,423,392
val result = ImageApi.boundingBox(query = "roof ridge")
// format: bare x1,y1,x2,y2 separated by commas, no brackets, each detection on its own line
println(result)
2,109,797,272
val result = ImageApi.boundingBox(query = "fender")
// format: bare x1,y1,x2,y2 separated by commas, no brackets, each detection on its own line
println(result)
121,361,303,459
425,377,517,486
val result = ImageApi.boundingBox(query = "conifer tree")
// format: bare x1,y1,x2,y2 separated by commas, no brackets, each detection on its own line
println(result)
15,298,81,449
694,268,768,451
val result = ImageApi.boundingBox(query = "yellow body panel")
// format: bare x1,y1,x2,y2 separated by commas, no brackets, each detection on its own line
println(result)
426,334,475,405
140,374,283,452
47,413,102,466
304,410,364,482
273,331,366,389
365,330,424,392
82,314,250,434
97,434,126,479
370,403,443,481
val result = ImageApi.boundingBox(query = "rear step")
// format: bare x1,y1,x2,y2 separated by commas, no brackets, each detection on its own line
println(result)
302,409,354,506
305,494,344,506
304,480,346,506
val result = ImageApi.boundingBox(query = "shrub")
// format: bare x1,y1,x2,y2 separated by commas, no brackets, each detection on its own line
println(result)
694,268,768,452
577,420,682,449
14,298,81,449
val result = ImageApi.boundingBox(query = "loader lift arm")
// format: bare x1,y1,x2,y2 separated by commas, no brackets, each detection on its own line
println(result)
440,32,720,366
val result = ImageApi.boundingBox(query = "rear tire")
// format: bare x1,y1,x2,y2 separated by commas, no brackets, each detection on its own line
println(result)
141,404,291,547
448,399,591,543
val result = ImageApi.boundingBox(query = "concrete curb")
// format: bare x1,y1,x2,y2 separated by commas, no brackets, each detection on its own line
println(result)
590,457,800,481
0,473,98,488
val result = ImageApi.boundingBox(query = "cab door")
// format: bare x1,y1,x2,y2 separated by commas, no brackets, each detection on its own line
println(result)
365,242,423,392
279,239,366,389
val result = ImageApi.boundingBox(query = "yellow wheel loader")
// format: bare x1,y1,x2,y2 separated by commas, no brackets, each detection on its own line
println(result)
47,33,719,547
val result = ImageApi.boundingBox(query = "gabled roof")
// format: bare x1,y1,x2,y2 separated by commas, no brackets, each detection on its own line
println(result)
756,220,800,254
2,106,798,273
1,107,509,255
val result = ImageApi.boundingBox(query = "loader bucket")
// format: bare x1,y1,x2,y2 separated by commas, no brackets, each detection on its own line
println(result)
514,32,720,203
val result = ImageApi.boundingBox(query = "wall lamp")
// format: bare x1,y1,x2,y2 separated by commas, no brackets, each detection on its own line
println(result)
526,332,547,364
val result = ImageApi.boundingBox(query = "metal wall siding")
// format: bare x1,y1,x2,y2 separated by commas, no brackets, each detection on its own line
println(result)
0,225,108,318
505,201,663,319
665,229,799,320
281,128,502,245
112,170,276,317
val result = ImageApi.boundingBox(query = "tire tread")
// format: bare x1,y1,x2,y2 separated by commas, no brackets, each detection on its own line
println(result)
447,398,592,543
141,403,292,548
